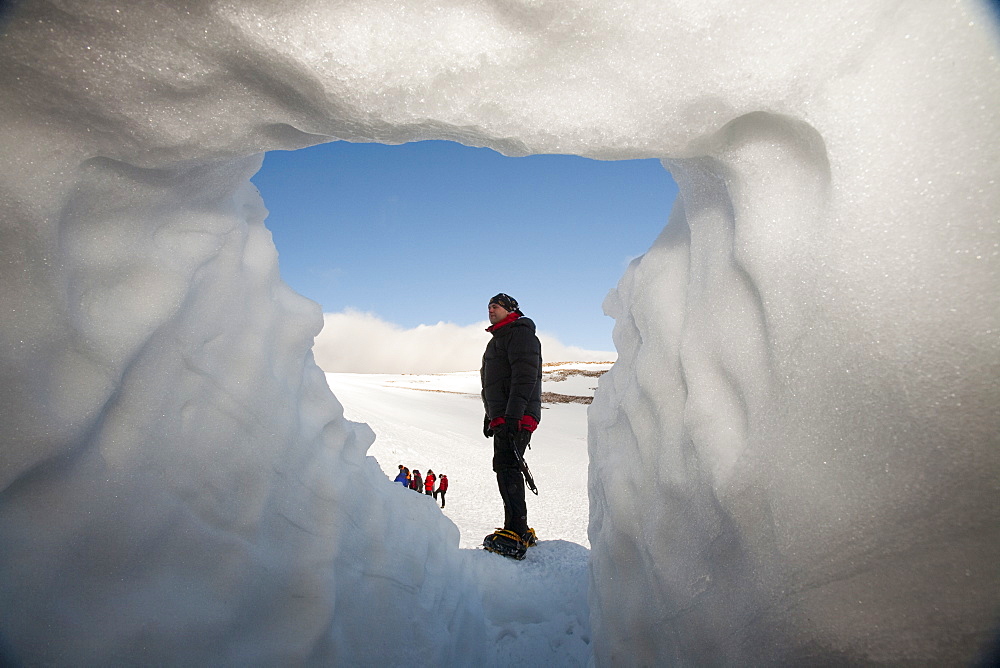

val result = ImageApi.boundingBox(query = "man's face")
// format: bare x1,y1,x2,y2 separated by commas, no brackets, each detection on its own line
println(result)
488,302,510,325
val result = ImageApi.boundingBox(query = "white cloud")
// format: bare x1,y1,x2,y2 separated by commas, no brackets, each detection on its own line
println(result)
313,309,616,373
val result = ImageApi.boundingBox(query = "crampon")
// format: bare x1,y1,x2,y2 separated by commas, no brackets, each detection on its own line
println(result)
482,529,528,560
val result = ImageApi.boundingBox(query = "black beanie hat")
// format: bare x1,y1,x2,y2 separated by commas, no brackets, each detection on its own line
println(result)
489,293,521,314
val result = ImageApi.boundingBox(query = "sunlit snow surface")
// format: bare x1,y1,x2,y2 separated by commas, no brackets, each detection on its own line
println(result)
326,366,597,664
1,0,998,665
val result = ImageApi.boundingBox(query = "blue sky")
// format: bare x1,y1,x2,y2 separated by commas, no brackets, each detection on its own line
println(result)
251,140,677,352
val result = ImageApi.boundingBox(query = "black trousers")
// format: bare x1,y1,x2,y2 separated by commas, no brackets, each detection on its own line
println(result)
493,429,530,535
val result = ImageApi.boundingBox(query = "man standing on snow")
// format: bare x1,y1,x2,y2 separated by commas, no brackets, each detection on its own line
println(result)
481,293,542,556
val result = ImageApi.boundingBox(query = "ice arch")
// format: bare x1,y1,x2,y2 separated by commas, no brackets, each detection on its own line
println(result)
1,0,997,665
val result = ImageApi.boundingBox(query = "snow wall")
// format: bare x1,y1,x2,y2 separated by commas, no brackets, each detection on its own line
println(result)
1,0,997,665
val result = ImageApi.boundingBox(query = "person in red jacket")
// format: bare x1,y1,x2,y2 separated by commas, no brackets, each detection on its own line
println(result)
434,474,448,508
424,470,436,496
410,470,422,493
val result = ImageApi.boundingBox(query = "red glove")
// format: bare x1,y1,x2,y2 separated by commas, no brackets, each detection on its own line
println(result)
490,416,538,433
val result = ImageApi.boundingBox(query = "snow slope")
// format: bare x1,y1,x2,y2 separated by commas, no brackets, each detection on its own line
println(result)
327,363,608,664
327,363,607,549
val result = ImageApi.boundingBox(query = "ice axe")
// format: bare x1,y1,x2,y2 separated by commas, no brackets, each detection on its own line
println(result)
512,443,538,495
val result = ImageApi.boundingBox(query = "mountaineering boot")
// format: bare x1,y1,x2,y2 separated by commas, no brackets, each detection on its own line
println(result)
482,529,528,560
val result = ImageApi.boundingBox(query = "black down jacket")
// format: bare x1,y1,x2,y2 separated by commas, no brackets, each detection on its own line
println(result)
481,316,543,422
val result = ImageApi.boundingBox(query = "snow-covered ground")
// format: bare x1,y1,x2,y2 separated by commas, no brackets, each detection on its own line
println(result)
328,362,608,549
326,362,609,664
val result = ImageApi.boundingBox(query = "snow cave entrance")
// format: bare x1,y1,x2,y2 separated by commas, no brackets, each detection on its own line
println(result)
250,138,678,549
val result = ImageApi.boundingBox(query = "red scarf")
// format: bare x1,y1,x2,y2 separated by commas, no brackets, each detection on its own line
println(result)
486,311,520,332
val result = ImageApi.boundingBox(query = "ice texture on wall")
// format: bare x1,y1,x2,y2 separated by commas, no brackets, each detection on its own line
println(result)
1,0,997,664
589,8,1000,665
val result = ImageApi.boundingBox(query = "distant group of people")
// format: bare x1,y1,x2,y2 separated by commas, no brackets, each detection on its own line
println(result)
394,465,448,508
